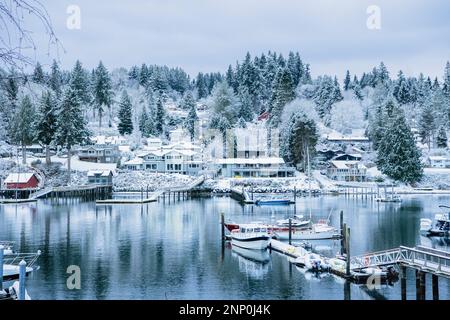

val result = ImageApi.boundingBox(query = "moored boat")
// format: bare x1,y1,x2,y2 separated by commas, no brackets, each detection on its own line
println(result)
255,198,292,205
230,224,271,250
420,205,450,237
273,220,339,240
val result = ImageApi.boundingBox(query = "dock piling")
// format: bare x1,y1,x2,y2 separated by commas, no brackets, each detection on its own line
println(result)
345,227,351,277
221,212,225,241
340,211,344,255
288,218,292,245
18,260,26,300
400,266,407,300
0,245,3,290
432,274,439,300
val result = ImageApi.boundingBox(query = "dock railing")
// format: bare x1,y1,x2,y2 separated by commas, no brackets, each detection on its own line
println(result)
3,251,41,269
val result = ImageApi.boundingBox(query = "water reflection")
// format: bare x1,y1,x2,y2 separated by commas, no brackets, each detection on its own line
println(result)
0,194,449,300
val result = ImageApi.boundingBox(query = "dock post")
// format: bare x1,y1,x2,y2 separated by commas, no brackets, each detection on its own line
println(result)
288,218,292,245
416,270,426,300
146,185,149,199
400,265,407,300
141,187,143,202
221,212,225,241
345,227,351,277
293,187,296,203
340,211,344,255
19,260,26,300
420,271,426,300
432,274,439,300
0,245,4,290
342,223,347,255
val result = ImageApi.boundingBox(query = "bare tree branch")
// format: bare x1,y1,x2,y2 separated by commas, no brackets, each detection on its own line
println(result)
0,0,63,71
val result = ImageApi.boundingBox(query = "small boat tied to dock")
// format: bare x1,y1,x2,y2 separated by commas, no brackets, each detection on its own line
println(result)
420,205,450,237
230,224,272,250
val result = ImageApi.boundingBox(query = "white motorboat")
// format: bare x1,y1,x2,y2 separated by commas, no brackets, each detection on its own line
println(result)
294,252,330,272
230,224,272,250
420,205,450,237
276,215,310,228
0,241,15,255
274,220,339,240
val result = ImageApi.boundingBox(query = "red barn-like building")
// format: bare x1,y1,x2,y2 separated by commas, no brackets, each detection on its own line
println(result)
4,173,40,189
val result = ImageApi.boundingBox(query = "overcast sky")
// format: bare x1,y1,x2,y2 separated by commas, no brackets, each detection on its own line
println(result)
25,0,450,80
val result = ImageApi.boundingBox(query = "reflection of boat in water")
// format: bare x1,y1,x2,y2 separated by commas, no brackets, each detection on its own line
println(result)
420,235,450,248
231,247,270,279
231,246,270,263
375,194,402,203
230,224,271,250
420,205,450,237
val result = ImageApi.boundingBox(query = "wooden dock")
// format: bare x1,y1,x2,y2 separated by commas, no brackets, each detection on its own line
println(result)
96,176,205,205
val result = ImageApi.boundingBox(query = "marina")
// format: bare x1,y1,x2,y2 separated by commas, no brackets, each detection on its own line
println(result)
0,194,449,300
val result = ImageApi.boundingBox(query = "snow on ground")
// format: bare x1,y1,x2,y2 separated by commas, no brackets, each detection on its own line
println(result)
203,173,320,193
113,171,196,192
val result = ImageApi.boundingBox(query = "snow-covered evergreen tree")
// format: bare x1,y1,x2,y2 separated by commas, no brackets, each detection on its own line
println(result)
418,102,436,150
436,125,448,148
32,62,45,84
312,75,343,122
71,60,91,109
117,90,133,135
55,87,90,184
185,99,198,141
376,108,423,184
280,110,318,172
93,61,114,127
49,60,63,97
35,91,57,164
154,97,165,135
180,91,196,110
11,95,36,164
269,68,295,127
237,87,254,122
343,70,351,91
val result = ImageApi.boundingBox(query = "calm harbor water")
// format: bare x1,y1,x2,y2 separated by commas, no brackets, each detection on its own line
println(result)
0,194,449,300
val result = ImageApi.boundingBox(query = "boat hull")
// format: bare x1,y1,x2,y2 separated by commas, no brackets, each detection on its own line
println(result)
275,230,338,240
256,200,291,206
231,236,271,250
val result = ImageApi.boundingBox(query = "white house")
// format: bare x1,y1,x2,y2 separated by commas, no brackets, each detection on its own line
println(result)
215,157,295,178
327,160,367,182
427,155,450,168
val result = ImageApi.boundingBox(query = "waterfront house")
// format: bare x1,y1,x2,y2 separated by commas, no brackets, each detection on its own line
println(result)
326,129,370,144
87,170,114,185
78,144,120,163
327,160,367,182
332,153,362,161
124,144,203,176
427,155,450,168
4,173,40,189
235,127,268,159
215,157,295,178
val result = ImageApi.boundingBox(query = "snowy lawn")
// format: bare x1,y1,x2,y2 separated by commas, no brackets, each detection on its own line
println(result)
113,171,196,192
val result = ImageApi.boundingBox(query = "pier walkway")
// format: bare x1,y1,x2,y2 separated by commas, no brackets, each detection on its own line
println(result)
351,246,450,278
96,175,205,205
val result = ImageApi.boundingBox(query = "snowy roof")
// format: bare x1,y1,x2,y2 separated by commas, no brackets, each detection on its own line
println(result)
215,157,285,165
118,145,131,153
327,132,369,141
123,158,144,165
4,173,37,183
330,160,366,170
428,156,450,161
87,170,114,177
